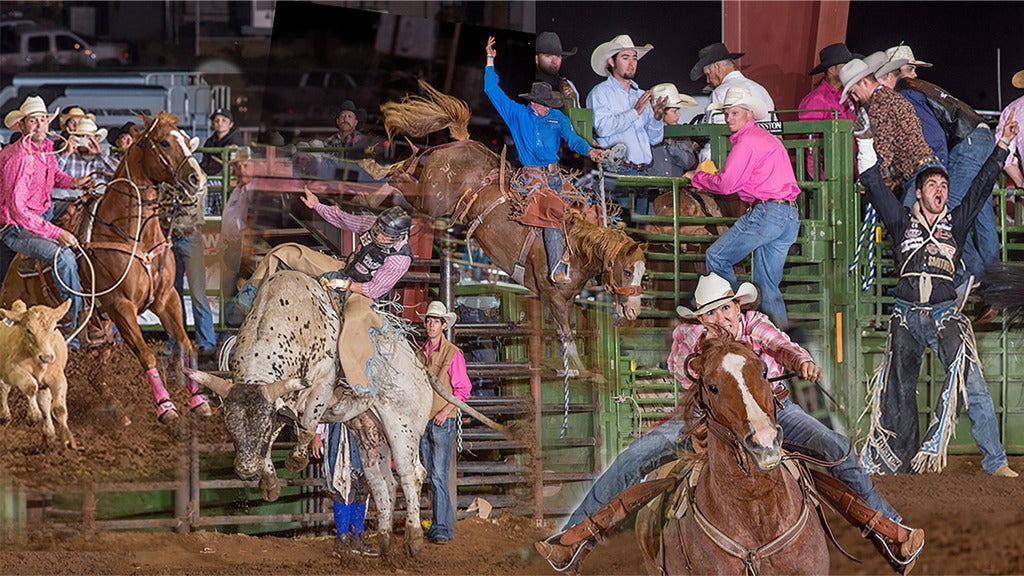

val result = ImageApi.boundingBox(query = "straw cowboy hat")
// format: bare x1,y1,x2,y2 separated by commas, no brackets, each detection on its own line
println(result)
69,115,108,141
419,301,458,327
58,106,88,130
536,31,576,57
4,95,58,130
520,82,565,109
885,44,931,68
677,274,758,320
706,86,769,120
839,53,887,103
690,42,745,81
808,43,861,75
650,83,699,109
590,34,653,77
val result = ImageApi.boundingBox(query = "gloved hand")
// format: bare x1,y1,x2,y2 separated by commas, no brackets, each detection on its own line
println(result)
857,138,877,175
319,276,351,292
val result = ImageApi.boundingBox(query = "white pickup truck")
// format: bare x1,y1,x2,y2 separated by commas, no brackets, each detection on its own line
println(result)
0,25,130,71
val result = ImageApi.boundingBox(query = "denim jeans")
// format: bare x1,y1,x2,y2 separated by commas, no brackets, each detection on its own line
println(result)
885,299,1008,474
946,127,998,278
705,201,800,324
776,399,899,521
171,229,216,350
220,240,243,327
326,424,367,536
605,167,650,216
1,213,81,328
900,159,945,208
421,417,456,539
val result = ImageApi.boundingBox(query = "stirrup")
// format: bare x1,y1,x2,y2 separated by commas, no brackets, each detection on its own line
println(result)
538,534,593,573
156,397,179,424
870,529,923,575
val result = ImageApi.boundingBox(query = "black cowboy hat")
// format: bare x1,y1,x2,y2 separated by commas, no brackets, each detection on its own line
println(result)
809,43,862,75
689,42,745,81
337,100,367,130
107,121,136,145
536,32,577,57
519,82,565,109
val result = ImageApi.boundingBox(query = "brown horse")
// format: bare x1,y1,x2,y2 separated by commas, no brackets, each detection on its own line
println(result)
0,112,211,424
635,328,828,575
374,82,647,349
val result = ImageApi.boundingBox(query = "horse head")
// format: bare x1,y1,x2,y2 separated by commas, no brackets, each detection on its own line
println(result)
686,326,783,473
566,212,647,323
130,112,206,202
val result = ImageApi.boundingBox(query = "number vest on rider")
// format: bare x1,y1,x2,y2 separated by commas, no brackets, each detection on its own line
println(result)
343,237,413,283
895,205,958,305
417,337,461,420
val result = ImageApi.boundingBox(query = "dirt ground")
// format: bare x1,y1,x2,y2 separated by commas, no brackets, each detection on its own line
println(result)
0,342,1021,575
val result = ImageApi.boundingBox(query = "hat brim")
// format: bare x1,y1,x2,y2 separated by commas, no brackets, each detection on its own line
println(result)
874,58,909,80
5,108,58,131
689,51,745,81
840,69,873,104
676,282,758,320
808,53,862,76
591,43,654,77
707,99,769,121
71,129,108,141
519,93,565,109
419,312,458,327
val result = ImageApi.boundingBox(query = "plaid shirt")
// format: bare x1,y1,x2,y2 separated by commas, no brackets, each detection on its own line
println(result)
54,152,118,199
865,85,935,190
667,310,813,393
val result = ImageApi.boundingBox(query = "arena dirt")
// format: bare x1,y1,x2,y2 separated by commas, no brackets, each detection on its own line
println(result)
0,342,1021,574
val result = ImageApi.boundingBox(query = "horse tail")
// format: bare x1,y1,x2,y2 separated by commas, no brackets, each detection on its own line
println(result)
218,334,237,371
380,80,471,142
978,262,1024,330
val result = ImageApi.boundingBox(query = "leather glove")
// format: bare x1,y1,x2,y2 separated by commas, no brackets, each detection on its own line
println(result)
319,277,350,292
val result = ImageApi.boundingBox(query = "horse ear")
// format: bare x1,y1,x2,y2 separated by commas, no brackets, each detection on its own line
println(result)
189,137,199,152
685,354,704,382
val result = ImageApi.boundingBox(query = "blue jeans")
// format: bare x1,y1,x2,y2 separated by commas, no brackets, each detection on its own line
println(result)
420,417,456,539
705,201,800,324
606,167,650,216
900,159,945,209
884,299,1008,474
171,229,216,350
220,240,243,327
946,127,998,278
1,214,81,329
326,424,367,537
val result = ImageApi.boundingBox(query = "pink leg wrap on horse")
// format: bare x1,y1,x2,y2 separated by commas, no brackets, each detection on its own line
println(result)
182,350,210,410
147,368,177,416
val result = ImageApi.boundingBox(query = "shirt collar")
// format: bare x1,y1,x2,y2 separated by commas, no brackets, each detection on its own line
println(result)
729,118,758,143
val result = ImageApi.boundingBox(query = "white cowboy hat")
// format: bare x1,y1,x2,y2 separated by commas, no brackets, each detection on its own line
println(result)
418,301,458,327
676,274,758,320
839,53,886,104
885,44,931,68
650,83,699,109
874,53,910,80
706,86,769,121
590,34,653,77
4,95,58,130
69,115,108,141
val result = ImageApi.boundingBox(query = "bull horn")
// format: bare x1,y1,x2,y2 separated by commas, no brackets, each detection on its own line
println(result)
185,368,235,397
261,378,309,402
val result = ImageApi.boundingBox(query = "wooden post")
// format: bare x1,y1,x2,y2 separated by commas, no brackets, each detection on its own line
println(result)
529,297,544,521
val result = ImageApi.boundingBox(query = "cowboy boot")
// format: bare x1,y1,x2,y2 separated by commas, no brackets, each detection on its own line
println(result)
869,527,925,576
534,539,592,573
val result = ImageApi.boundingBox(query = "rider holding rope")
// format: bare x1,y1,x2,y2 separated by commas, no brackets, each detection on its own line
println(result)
537,273,925,575
0,96,94,339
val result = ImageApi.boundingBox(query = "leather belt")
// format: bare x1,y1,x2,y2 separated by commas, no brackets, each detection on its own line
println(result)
751,198,798,209
622,161,648,171
526,163,561,174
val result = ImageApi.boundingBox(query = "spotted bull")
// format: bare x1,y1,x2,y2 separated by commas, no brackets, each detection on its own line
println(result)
187,270,507,557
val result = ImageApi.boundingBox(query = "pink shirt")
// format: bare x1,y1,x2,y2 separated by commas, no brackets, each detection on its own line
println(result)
0,138,75,239
691,119,800,203
798,79,857,178
422,339,472,402
313,203,411,300
995,94,1024,170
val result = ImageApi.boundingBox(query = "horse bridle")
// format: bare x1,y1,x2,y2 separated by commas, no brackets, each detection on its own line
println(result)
602,237,643,297
132,116,200,202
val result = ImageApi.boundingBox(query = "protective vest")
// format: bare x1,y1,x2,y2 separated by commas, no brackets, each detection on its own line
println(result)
897,78,985,150
896,204,957,304
417,337,460,419
342,237,412,283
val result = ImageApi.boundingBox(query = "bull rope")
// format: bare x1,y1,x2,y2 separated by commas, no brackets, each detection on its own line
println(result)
560,336,571,439
849,204,878,291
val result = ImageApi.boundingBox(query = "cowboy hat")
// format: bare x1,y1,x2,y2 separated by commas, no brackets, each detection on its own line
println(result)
809,43,861,75
69,116,108,141
58,106,88,130
520,82,565,109
4,95,58,131
839,53,886,104
107,121,136,145
590,34,653,77
874,53,910,80
676,273,758,320
418,301,458,327
536,32,576,57
885,44,931,68
706,86,769,121
650,83,698,109
338,100,367,130
690,42,745,81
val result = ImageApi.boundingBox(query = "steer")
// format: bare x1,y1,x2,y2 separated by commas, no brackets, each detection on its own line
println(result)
0,299,76,449
187,270,507,557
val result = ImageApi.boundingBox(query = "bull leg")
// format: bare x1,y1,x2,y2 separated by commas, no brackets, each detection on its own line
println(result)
259,459,281,502
286,379,336,472
377,411,425,557
103,300,179,423
36,386,56,443
285,428,315,473
360,442,394,557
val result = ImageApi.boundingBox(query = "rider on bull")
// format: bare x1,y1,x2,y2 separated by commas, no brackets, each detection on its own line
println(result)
535,273,926,575
484,36,603,285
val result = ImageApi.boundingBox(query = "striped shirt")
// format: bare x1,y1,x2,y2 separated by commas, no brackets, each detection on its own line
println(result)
313,203,411,299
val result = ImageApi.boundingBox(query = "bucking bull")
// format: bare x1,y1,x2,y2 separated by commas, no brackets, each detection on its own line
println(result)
187,271,510,556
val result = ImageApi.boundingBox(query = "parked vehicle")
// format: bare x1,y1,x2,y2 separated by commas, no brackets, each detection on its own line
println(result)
0,26,130,72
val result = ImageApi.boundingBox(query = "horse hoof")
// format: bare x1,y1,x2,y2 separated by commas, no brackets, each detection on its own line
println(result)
284,451,309,472
156,398,180,425
189,393,213,417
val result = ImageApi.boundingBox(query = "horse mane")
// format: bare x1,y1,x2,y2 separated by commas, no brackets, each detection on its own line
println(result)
565,211,640,268
134,111,180,139
380,80,471,142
